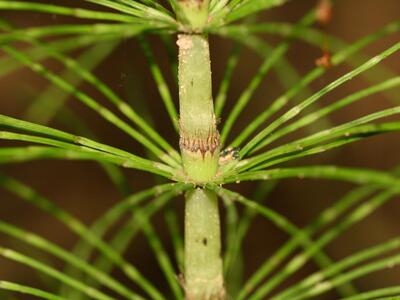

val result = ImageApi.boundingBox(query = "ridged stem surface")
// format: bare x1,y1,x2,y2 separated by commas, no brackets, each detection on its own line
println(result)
177,32,225,300
184,189,225,300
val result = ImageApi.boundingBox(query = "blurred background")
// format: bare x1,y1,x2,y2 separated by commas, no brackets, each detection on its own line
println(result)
0,0,400,299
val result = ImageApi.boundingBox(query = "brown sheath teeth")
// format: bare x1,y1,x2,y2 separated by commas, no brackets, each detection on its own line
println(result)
180,131,220,157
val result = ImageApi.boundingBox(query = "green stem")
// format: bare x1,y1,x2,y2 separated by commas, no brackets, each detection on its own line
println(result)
178,34,220,183
184,189,225,300
176,0,209,32
177,30,225,299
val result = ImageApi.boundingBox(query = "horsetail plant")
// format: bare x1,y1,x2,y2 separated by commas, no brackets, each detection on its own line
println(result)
0,0,400,300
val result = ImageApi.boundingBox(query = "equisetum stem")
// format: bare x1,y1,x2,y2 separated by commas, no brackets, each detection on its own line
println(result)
176,0,225,297
177,29,225,300
178,33,220,183
184,189,225,300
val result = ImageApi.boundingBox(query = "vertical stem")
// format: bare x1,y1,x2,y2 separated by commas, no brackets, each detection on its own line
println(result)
177,32,225,299
178,34,220,183
184,189,225,300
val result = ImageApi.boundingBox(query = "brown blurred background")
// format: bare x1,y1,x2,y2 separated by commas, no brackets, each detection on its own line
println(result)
0,0,400,299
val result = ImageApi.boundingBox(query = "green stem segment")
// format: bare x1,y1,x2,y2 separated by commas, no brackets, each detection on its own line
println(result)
177,0,210,32
184,189,225,300
177,33,225,299
178,34,220,183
